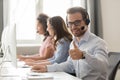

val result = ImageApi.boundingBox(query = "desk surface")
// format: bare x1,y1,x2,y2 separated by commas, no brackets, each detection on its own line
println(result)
0,67,81,80
0,59,81,80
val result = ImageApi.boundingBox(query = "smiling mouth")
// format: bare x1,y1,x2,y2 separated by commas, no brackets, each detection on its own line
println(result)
72,29,79,33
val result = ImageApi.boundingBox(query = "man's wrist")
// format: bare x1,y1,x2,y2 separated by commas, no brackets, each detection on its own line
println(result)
82,51,86,59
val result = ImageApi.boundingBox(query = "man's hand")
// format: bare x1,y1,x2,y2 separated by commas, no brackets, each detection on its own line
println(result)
69,41,83,60
31,64,47,73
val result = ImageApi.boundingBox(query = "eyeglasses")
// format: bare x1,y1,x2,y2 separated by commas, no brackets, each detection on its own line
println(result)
67,20,82,28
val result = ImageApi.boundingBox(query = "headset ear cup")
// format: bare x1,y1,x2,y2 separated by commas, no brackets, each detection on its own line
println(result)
86,19,90,25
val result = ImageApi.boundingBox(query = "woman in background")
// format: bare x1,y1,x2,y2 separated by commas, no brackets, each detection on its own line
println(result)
26,16,72,66
18,13,55,62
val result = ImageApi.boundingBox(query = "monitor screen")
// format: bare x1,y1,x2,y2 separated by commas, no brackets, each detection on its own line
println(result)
1,24,17,68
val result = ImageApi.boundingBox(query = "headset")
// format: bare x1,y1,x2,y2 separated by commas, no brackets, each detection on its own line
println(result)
84,12,90,25
66,8,90,26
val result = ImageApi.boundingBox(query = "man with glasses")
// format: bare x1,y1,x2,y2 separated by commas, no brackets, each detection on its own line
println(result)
32,7,109,80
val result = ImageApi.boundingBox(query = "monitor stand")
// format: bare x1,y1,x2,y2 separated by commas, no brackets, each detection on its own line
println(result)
0,61,19,77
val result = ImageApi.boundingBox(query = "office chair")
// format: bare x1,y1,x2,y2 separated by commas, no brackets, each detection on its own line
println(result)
108,60,120,80
107,52,120,80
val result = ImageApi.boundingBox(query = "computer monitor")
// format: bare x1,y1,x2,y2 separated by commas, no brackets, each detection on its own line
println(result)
1,26,9,53
0,24,17,68
8,24,17,68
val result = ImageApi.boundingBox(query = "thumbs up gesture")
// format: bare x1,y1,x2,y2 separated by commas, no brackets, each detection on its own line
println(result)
69,41,83,60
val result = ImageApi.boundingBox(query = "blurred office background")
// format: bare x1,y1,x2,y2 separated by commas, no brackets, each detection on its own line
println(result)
0,0,120,79
0,0,120,53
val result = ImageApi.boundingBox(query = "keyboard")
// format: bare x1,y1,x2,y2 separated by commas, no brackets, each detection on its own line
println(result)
17,61,31,68
27,71,53,80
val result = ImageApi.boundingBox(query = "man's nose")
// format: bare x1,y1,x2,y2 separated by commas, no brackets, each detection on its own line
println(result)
71,24,76,28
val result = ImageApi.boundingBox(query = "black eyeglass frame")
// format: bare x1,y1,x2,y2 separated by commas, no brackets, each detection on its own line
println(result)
67,20,83,28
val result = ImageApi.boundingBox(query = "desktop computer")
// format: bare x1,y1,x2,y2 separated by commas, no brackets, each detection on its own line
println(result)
0,24,18,77
0,24,54,79
0,24,17,68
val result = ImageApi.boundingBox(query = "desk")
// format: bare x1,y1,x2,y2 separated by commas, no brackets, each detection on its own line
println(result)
0,67,81,80
0,58,81,80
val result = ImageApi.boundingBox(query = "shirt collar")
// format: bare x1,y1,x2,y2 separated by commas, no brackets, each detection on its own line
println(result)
73,29,90,43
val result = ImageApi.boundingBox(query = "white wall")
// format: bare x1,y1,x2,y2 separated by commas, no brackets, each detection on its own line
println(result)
101,0,120,52
17,44,40,55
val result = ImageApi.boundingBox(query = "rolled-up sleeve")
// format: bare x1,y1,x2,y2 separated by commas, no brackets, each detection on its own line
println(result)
47,57,75,73
84,41,109,73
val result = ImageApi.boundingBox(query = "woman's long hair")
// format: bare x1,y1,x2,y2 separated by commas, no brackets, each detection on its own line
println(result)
37,13,49,41
48,16,72,46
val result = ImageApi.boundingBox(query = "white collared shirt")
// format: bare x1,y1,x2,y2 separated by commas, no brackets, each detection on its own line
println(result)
47,30,109,80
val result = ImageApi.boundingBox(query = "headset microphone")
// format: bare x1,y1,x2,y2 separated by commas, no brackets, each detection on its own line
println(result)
36,31,39,33
81,26,85,31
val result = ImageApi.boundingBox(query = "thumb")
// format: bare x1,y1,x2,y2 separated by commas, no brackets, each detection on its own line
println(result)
73,41,78,49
